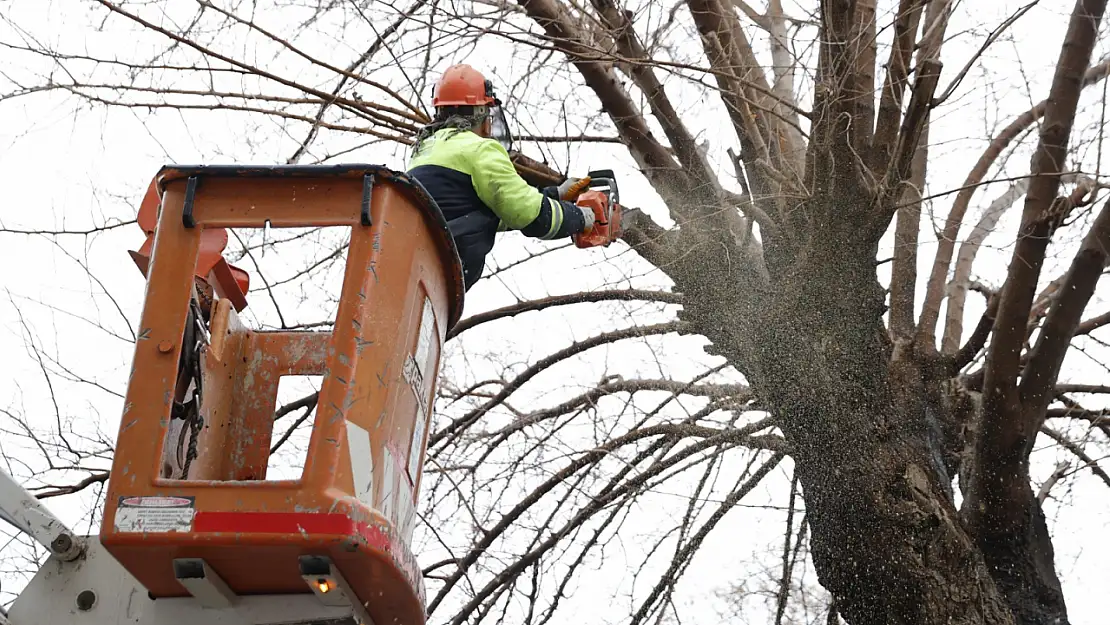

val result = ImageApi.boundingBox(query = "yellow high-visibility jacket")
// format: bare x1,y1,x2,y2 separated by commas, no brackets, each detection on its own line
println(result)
407,128,586,290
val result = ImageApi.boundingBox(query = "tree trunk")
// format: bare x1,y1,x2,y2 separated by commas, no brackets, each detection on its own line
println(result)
663,223,1016,624
762,253,1012,625
795,433,1012,625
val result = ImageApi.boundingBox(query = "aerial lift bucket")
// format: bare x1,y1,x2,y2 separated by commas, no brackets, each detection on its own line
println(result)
96,165,464,625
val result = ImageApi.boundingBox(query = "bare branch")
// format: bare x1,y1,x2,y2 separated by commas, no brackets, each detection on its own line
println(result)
871,0,925,173
0,220,136,236
1076,309,1110,335
429,321,689,449
427,418,780,616
1055,384,1110,394
889,122,929,339
944,174,1100,352
514,0,683,181
627,452,786,625
589,0,709,179
1040,425,1110,492
933,1,1039,106
1036,460,1071,503
287,0,429,163
1021,198,1110,412
918,56,1110,340
447,289,683,339
34,471,109,499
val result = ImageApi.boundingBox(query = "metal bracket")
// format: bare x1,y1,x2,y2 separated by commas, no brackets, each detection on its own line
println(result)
182,176,199,228
174,558,237,609
360,174,375,227
299,555,375,625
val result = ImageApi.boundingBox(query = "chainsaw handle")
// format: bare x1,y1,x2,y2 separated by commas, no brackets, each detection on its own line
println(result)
586,169,619,205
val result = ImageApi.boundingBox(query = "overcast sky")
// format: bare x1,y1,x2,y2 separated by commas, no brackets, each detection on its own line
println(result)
0,0,1108,623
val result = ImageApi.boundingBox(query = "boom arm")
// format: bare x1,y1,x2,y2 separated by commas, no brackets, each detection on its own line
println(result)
0,468,82,562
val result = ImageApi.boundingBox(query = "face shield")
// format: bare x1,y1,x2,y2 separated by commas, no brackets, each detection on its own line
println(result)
488,104,514,152
484,79,514,152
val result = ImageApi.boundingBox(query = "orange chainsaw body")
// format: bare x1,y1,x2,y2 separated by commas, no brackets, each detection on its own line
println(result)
572,170,622,249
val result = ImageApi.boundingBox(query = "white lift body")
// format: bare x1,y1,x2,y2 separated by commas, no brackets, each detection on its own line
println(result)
1,470,364,625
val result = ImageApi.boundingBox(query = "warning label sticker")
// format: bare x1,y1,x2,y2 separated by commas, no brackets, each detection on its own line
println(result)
114,496,195,533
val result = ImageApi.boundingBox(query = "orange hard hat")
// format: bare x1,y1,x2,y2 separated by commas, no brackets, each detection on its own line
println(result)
432,64,498,107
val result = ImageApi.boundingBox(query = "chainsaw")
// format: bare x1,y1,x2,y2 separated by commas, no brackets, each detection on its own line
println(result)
568,169,622,249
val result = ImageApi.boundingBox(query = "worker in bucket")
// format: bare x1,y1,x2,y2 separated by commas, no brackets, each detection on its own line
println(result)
407,64,594,290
